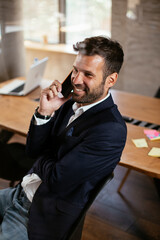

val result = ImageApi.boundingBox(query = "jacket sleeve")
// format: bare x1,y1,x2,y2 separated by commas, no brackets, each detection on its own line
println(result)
31,121,127,191
26,115,56,158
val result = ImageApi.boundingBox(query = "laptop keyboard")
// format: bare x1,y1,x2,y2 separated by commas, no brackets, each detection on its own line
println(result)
10,83,25,93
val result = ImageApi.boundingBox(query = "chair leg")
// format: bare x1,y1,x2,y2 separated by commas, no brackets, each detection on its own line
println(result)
118,169,131,193
153,178,160,198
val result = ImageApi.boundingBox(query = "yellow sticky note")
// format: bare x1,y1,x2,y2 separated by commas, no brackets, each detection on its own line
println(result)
148,147,160,157
151,136,160,141
132,138,148,148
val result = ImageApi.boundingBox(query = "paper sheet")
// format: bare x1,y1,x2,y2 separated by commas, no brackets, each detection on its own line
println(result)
132,138,148,148
144,129,160,141
148,147,160,157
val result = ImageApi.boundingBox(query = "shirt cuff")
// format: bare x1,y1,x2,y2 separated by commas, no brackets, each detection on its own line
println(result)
34,114,53,125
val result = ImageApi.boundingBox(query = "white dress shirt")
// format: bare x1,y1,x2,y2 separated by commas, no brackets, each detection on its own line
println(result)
21,92,110,202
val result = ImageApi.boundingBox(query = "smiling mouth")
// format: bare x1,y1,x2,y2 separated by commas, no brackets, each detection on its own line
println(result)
72,83,86,92
74,87,84,92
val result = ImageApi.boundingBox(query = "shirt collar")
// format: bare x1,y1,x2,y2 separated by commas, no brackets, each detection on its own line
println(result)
72,91,110,114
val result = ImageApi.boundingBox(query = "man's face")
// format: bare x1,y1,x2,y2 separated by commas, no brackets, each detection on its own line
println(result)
71,54,108,106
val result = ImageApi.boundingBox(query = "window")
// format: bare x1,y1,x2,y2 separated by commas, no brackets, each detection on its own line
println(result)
22,0,111,45
23,0,59,43
65,0,111,44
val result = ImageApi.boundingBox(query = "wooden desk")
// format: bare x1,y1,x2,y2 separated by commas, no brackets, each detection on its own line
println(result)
0,83,160,179
110,90,160,190
0,78,42,136
121,124,160,178
0,95,38,136
111,89,160,125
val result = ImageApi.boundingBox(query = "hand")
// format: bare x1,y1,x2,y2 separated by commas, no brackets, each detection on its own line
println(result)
38,80,71,116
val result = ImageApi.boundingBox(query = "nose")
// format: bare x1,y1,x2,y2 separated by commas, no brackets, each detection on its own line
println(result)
72,72,83,85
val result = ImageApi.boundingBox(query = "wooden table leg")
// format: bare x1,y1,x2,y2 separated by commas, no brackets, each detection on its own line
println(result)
118,169,131,193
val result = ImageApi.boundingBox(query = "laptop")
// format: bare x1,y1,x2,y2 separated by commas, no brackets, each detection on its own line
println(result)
0,57,48,96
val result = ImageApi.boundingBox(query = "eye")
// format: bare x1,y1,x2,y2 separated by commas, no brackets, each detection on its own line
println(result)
85,72,92,78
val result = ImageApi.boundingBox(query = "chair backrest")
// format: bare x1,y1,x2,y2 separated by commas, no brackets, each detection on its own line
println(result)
66,172,114,240
154,87,160,98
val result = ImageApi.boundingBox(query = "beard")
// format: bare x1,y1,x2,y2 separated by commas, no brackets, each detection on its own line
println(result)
72,81,105,104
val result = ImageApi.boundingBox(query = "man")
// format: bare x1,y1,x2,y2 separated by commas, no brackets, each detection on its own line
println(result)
0,36,127,240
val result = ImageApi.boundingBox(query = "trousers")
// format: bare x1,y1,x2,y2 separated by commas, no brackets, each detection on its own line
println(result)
0,184,31,240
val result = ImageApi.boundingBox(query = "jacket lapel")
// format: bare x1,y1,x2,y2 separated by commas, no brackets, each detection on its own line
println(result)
59,94,115,138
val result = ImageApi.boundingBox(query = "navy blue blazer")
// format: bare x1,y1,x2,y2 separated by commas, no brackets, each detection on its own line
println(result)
26,94,127,240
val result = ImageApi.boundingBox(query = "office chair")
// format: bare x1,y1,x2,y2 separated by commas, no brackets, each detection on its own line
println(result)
66,172,114,240
0,130,34,187
0,129,14,144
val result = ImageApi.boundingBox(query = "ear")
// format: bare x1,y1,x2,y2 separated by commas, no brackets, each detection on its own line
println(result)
105,72,118,88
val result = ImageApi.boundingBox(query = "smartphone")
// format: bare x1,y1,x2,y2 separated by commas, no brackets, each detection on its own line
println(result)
61,71,73,98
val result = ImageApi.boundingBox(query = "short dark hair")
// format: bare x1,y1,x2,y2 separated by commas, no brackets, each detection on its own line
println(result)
73,36,124,79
